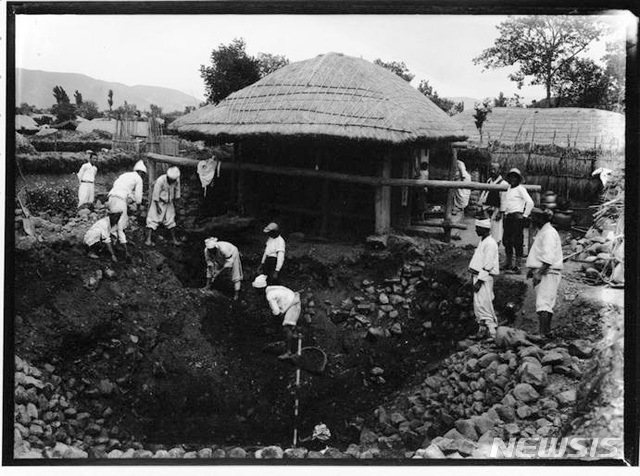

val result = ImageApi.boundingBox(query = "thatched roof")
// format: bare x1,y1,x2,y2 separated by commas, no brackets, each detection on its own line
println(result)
171,53,466,144
453,107,624,151
15,114,39,131
76,119,149,137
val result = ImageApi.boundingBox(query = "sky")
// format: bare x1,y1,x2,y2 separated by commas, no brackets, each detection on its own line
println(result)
13,12,634,105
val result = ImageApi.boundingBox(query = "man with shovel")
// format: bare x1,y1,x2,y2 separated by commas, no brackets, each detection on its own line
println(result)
252,274,301,359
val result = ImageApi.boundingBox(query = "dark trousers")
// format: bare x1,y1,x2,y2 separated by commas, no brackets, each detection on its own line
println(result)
503,213,524,258
263,256,280,285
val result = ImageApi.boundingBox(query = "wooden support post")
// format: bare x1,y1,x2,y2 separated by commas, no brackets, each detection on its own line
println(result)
527,189,541,255
375,155,392,234
147,159,157,205
443,148,458,242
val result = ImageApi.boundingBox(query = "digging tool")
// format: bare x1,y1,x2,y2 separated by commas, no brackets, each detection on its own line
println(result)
17,189,35,237
292,333,302,447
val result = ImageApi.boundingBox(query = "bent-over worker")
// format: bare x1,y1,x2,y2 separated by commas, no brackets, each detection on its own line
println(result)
526,208,563,338
500,168,534,274
204,237,243,300
77,150,98,207
252,274,302,359
107,160,146,259
468,217,500,338
259,222,285,285
84,211,121,262
145,166,181,246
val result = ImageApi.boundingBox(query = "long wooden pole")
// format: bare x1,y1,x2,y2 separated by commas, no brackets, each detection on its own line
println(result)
146,153,542,192
292,334,302,447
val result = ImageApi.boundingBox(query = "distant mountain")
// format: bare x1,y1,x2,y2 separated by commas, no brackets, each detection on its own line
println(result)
16,68,202,112
445,96,480,112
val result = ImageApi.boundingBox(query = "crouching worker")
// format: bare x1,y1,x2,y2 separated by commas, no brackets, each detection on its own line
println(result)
84,212,122,262
526,208,563,338
252,274,301,359
468,217,500,338
145,166,181,246
204,237,243,300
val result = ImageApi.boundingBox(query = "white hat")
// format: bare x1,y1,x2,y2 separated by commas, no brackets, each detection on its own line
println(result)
312,423,331,441
167,167,180,180
252,274,268,289
475,218,491,229
263,222,279,233
204,237,218,249
134,160,147,174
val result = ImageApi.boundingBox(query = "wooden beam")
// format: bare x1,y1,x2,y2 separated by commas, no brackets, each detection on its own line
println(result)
147,159,157,205
375,155,392,234
443,148,458,242
146,152,542,192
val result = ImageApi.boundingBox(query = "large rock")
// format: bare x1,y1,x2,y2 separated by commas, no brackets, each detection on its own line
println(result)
478,353,500,368
518,361,547,388
416,444,446,459
493,404,516,423
519,346,544,360
284,447,308,459
568,340,594,359
359,429,379,446
455,419,479,441
512,383,540,403
255,446,284,459
227,447,247,458
495,327,532,349
107,449,123,458
556,389,576,406
197,448,213,458
63,446,89,459
541,350,565,365
472,415,496,435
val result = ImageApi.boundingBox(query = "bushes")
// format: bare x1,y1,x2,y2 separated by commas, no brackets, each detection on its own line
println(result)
17,152,137,174
31,140,113,153
26,184,77,215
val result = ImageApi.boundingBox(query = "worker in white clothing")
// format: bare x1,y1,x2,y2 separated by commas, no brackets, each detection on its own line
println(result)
77,150,98,207
499,168,534,274
451,160,471,240
259,222,285,285
477,163,505,245
83,211,122,262
468,217,500,338
252,274,302,359
107,160,147,259
526,208,564,338
145,166,181,246
204,237,244,300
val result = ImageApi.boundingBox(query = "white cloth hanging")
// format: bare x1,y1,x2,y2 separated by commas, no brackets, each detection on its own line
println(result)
197,158,221,196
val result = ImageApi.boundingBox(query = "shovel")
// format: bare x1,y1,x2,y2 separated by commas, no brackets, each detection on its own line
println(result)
17,190,35,237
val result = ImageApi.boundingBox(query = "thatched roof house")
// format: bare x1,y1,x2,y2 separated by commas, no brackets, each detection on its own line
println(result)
453,107,624,151
15,114,39,133
169,53,468,236
171,52,465,144
453,107,625,203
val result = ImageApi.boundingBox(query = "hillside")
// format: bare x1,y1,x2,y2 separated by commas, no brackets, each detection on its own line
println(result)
16,68,202,112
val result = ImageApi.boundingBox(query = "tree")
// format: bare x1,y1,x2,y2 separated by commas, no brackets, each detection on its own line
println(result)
107,89,114,115
417,80,464,116
374,59,415,82
257,52,290,77
149,104,163,118
51,85,76,122
473,99,493,142
603,40,625,112
16,102,36,115
114,101,140,119
77,100,101,120
474,16,608,105
53,85,70,105
74,90,83,106
493,92,508,107
200,38,261,104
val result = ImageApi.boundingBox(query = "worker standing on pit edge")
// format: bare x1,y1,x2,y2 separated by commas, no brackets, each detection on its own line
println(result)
468,216,500,338
526,208,564,338
500,168,534,274
145,166,182,246
252,274,302,359
259,222,285,285
204,237,244,301
77,150,98,207
107,160,147,260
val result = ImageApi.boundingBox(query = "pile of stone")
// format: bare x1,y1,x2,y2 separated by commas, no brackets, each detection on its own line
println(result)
328,259,474,342
354,327,595,459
